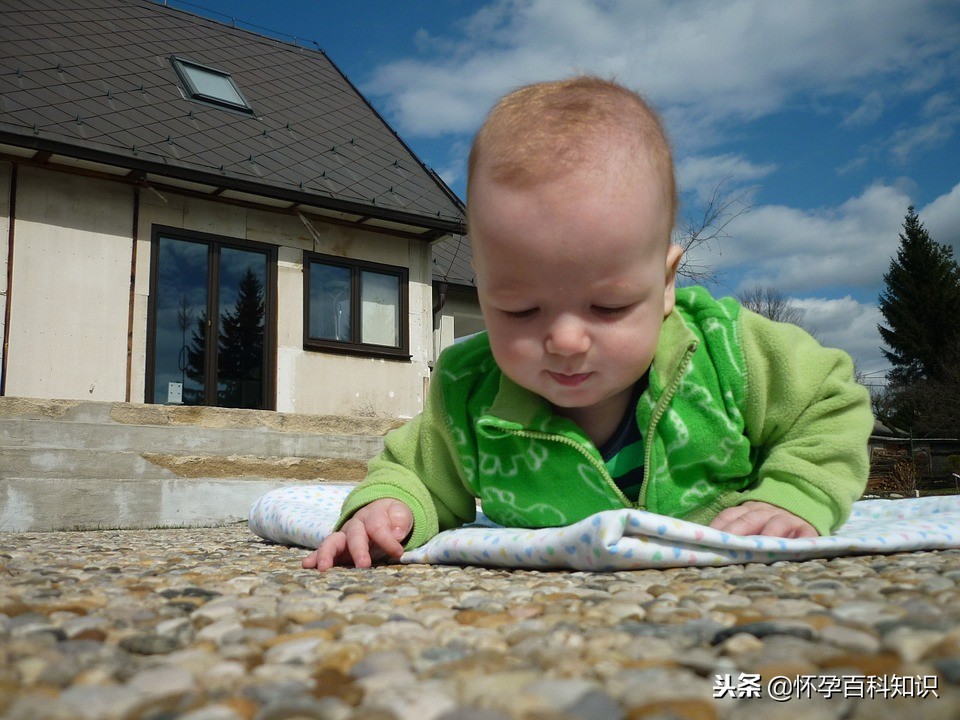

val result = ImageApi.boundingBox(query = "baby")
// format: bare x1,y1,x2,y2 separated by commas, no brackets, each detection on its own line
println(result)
304,76,873,571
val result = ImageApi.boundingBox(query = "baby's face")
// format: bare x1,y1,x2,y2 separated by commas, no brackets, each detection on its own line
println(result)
470,159,680,431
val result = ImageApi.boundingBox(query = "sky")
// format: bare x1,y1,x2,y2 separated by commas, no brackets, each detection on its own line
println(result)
162,0,960,387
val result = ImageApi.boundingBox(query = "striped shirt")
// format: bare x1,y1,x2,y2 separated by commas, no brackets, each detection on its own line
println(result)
598,377,647,503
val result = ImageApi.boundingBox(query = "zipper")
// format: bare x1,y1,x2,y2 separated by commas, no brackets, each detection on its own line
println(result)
500,428,632,507
485,339,698,512
639,341,699,509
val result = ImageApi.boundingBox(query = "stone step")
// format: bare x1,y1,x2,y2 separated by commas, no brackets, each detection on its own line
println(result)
0,415,385,458
0,477,311,532
0,447,371,480
0,397,397,532
2,447,181,480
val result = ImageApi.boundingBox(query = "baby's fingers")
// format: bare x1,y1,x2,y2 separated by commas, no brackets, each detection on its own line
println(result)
343,519,380,568
708,505,751,534
762,514,818,539
302,531,348,571
346,519,403,567
301,549,320,570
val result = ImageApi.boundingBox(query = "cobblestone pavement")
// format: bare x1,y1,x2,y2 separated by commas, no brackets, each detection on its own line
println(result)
1,525,958,720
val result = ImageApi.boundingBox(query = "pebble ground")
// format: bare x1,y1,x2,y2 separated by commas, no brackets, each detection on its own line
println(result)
1,524,959,720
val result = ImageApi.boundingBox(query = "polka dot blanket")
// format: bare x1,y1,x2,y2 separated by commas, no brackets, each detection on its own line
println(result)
248,484,960,571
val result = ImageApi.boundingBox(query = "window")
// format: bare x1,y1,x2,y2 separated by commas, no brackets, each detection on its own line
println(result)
146,228,277,409
171,56,253,113
305,253,409,359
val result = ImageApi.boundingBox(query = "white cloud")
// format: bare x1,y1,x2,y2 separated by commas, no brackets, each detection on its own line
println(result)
923,181,960,255
890,120,959,164
835,155,870,176
839,92,960,176
843,90,884,127
677,154,777,203
889,92,960,162
434,139,471,191
685,183,910,294
363,0,960,148
682,181,960,376
793,296,887,376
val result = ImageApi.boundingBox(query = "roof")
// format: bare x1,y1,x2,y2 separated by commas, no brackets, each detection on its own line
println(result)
431,234,475,288
0,0,465,239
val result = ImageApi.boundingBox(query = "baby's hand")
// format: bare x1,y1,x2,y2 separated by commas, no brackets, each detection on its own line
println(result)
302,498,414,571
709,501,817,538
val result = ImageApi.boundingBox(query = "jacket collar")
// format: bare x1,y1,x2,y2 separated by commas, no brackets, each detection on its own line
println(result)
649,307,698,391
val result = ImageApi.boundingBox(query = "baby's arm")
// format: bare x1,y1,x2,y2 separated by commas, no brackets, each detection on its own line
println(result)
737,310,873,534
302,498,414,571
709,500,816,538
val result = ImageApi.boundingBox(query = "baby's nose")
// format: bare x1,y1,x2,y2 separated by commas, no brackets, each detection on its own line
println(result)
545,314,590,356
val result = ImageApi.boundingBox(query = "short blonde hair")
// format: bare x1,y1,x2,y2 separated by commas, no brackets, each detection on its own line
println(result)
467,76,677,228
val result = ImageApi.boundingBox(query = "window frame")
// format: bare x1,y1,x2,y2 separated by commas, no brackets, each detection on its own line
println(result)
170,56,254,114
145,226,278,410
303,252,410,360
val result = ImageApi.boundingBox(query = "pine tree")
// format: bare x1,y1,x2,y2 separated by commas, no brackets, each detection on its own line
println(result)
217,268,265,408
183,311,208,405
878,206,960,385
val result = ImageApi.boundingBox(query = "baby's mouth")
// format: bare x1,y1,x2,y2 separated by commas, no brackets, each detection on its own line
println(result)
547,371,592,387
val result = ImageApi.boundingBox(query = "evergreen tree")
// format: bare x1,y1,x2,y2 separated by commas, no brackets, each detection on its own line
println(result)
183,311,208,405
182,270,265,408
878,207,960,385
217,268,265,408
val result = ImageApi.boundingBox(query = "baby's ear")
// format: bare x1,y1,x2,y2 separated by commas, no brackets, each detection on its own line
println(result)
663,244,683,316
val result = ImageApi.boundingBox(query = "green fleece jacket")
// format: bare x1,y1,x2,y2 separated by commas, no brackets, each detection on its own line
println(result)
336,286,873,548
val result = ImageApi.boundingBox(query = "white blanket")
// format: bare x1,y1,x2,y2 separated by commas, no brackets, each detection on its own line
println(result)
248,484,960,570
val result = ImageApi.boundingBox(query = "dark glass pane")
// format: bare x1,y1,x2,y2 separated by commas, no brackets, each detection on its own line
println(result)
309,263,352,341
153,238,208,405
217,247,267,409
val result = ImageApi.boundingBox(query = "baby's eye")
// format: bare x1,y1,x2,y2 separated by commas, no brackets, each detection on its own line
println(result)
592,305,631,317
503,308,539,319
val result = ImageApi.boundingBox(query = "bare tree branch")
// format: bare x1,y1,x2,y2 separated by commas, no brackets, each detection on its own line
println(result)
737,286,807,326
674,177,752,285
737,285,820,342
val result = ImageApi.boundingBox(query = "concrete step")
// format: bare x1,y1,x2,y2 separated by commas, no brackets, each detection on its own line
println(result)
1,447,374,480
0,477,294,531
0,416,386,459
0,397,400,532
3,447,182,480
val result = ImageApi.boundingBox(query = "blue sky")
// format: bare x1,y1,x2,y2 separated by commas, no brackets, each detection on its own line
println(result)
163,0,960,385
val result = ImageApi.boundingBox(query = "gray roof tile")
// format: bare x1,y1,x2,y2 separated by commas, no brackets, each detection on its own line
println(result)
0,0,465,236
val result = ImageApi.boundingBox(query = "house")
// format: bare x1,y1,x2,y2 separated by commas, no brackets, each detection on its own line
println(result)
0,0,481,419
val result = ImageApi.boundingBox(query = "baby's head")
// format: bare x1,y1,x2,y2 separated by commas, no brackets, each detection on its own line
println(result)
467,75,677,236
466,77,684,441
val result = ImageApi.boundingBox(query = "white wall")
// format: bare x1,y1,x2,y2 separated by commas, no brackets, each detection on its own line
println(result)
4,165,438,418
4,167,133,401
271,206,434,418
135,183,434,418
0,162,10,380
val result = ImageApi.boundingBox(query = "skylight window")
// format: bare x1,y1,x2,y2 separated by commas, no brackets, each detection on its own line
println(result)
171,57,253,113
